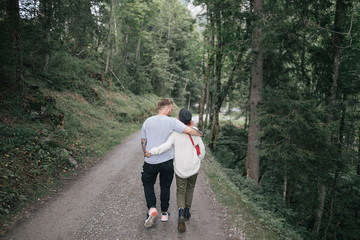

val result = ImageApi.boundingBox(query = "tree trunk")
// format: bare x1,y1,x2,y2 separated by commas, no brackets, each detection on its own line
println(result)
198,73,207,130
358,127,360,176
244,97,249,131
210,3,223,150
357,127,360,225
43,32,50,74
323,93,347,239
210,37,242,150
283,164,288,203
39,0,51,74
7,0,24,90
167,1,172,43
314,182,326,234
123,30,129,65
187,93,191,110
198,13,213,131
105,0,114,74
135,21,144,62
206,91,213,130
323,172,340,239
245,0,263,184
160,2,173,95
225,97,230,114
200,52,214,130
204,11,215,130
327,0,345,110
313,0,345,234
113,0,119,54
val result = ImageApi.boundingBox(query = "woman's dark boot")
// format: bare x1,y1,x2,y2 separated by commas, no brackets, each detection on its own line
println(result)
184,208,191,221
178,208,186,233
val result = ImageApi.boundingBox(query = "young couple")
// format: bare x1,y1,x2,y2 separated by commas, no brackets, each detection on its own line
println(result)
140,98,205,232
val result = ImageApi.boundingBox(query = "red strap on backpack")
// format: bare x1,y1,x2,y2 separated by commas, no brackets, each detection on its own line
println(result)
188,134,200,156
188,134,195,145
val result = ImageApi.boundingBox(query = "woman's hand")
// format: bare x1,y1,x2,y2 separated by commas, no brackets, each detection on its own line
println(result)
145,150,151,158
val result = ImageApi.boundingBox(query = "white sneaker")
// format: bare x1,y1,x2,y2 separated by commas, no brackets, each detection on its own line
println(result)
144,207,158,227
161,212,169,222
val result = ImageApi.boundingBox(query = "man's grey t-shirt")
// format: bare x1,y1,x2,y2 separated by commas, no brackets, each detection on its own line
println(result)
141,115,186,164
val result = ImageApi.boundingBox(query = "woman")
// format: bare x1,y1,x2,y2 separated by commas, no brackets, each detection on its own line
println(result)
146,108,205,233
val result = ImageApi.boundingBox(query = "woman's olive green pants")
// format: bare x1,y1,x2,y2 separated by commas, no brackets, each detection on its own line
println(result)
175,173,198,208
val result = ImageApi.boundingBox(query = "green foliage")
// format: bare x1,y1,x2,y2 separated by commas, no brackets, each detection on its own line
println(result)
1,0,203,224
0,111,71,217
324,172,360,240
214,123,247,170
211,123,308,239
204,147,304,240
122,0,203,100
228,169,309,239
0,84,159,224
45,51,101,91
1,0,359,239
257,88,323,230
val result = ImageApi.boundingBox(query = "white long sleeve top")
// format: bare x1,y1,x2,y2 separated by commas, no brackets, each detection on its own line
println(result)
149,129,205,178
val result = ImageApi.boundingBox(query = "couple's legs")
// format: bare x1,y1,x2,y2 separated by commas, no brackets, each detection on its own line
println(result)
176,173,197,233
159,160,174,212
142,162,157,209
175,173,198,208
141,160,174,212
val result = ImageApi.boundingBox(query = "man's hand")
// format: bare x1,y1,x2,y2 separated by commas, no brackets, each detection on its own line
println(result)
145,150,151,158
184,126,203,137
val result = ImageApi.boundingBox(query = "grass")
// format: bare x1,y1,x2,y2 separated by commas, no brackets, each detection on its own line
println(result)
0,85,160,230
203,150,285,240
47,89,158,157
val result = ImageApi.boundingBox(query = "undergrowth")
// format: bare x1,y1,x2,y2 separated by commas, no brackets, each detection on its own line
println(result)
0,84,159,228
203,123,308,240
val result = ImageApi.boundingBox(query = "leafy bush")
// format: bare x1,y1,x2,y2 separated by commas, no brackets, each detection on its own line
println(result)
225,169,309,239
215,123,248,171
0,82,159,224
212,123,308,239
45,51,103,96
0,122,72,217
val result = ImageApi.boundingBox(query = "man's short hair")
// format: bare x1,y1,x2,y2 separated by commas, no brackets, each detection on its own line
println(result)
158,98,173,110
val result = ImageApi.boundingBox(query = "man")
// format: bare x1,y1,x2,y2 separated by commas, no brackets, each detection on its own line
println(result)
140,98,202,228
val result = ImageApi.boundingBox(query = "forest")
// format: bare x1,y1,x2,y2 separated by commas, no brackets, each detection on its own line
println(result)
1,0,360,239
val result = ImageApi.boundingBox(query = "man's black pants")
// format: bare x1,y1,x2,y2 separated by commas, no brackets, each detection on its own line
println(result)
141,159,174,212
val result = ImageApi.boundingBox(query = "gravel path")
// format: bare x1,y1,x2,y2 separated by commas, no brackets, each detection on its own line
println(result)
3,132,243,240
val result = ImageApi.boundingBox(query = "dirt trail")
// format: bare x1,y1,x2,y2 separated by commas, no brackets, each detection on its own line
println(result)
3,132,242,240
